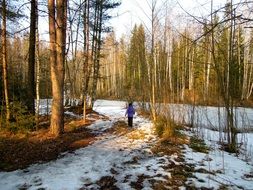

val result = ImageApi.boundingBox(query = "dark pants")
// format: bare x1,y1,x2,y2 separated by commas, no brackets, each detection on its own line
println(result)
128,117,133,127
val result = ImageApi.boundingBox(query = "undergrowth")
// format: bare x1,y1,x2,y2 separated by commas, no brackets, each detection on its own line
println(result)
0,102,35,133
189,135,209,153
154,115,187,144
154,115,177,139
152,115,190,189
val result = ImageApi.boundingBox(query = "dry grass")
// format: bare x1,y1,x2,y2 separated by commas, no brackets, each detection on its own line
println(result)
136,108,151,119
127,130,146,140
109,120,148,140
151,116,193,189
0,111,104,171
107,120,129,135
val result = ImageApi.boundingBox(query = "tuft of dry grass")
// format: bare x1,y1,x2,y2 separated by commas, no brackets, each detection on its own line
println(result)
127,130,146,140
154,115,188,145
161,126,174,140
154,116,176,138
108,120,147,140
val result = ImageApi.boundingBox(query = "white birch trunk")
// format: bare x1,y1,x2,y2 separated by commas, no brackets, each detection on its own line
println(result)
35,26,40,127
206,49,211,98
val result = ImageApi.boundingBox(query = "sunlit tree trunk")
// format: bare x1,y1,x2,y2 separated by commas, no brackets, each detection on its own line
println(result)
241,46,248,100
149,0,157,121
206,49,211,100
189,47,194,91
83,0,90,121
35,0,40,128
242,32,253,100
2,0,10,122
48,0,67,136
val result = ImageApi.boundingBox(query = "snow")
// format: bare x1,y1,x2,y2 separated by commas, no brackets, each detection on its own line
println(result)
1,99,253,189
183,128,253,189
0,100,173,190
37,99,52,115
168,104,253,131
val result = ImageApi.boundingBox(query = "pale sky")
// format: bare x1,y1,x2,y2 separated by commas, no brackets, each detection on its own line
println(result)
37,0,240,41
109,0,229,38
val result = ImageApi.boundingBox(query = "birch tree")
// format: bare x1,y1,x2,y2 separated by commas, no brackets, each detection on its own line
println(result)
35,1,40,127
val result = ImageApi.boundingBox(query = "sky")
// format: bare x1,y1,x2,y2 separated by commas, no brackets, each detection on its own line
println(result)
36,0,240,42
109,0,230,38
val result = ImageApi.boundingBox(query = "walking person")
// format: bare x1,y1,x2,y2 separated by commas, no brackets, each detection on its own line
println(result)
125,102,135,127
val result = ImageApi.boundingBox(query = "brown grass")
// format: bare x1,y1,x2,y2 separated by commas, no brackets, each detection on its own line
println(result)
0,110,106,172
106,120,129,135
127,130,147,140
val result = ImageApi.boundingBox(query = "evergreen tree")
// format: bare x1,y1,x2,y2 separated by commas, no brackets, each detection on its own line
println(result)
127,24,147,101
27,0,38,115
90,0,121,106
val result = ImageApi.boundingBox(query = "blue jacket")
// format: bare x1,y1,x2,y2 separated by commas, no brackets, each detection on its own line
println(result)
126,105,135,117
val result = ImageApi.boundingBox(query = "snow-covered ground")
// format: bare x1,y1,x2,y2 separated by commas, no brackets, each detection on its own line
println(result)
166,103,253,189
1,100,253,189
168,104,253,131
0,100,173,190
38,99,253,131
183,128,253,189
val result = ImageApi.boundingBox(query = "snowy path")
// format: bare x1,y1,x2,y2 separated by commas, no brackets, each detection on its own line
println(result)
0,100,173,190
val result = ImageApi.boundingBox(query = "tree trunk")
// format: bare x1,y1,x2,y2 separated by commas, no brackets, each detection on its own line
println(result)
35,2,40,128
2,0,10,122
91,0,103,107
149,0,157,121
48,0,67,136
83,0,90,121
27,0,37,115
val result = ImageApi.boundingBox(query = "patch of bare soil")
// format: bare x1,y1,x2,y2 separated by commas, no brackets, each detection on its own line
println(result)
105,117,193,189
0,110,107,172
96,176,119,190
105,116,192,189
150,132,195,189
106,120,131,135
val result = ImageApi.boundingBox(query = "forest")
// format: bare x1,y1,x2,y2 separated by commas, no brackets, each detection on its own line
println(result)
1,0,253,189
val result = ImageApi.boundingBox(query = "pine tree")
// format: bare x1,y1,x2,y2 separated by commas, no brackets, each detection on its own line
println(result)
48,0,67,136
27,0,38,115
90,0,120,106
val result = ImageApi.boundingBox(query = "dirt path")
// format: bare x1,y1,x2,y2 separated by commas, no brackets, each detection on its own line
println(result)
0,102,188,190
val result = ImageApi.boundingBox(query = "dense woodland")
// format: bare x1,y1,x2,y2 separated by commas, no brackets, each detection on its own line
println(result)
1,0,253,152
